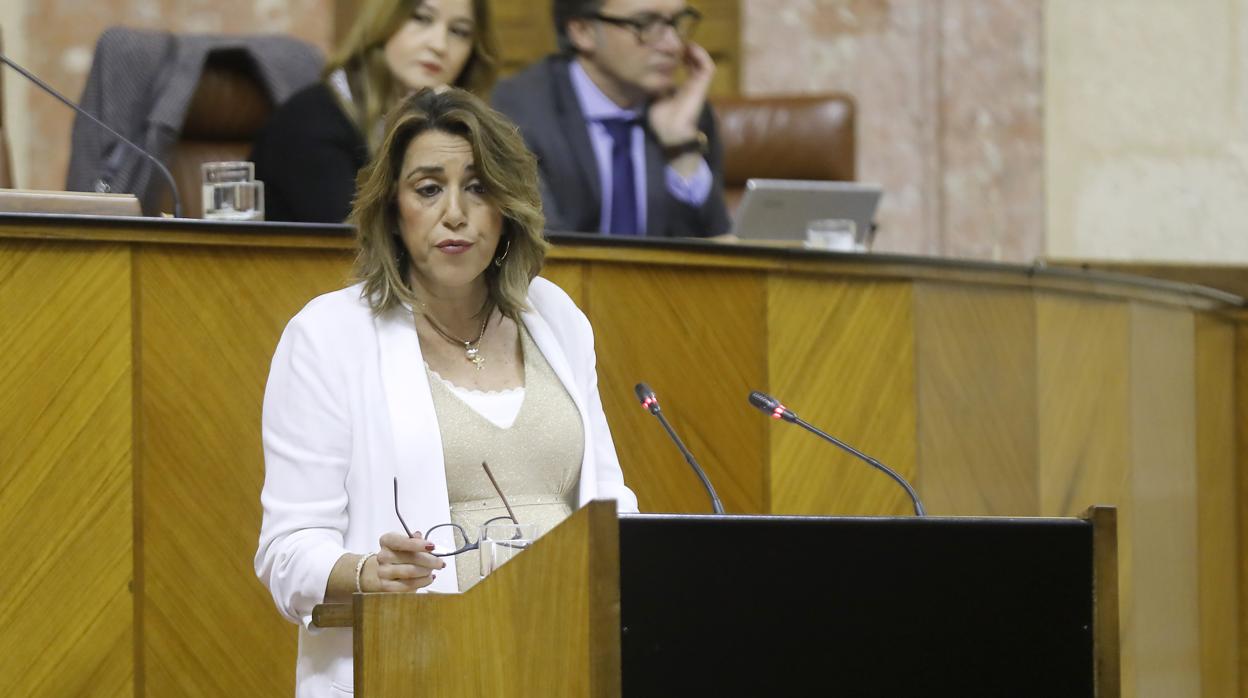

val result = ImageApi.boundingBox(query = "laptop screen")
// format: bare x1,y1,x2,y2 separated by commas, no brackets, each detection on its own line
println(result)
731,179,883,243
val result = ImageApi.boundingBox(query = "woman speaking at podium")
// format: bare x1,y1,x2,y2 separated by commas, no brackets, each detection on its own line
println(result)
254,88,638,696
252,0,499,223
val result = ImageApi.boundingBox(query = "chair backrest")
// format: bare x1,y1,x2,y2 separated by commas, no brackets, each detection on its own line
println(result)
158,49,273,218
711,94,856,210
66,28,321,216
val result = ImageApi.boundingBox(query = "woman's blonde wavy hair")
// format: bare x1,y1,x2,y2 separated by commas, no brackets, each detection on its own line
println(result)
326,0,499,152
351,88,548,319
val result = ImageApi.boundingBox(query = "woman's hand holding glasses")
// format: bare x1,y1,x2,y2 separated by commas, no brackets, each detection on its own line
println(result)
379,462,517,591
360,530,447,593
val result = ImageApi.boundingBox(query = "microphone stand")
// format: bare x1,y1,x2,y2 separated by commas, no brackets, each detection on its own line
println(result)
789,415,926,517
749,391,926,516
651,407,725,515
0,52,183,218
636,383,725,515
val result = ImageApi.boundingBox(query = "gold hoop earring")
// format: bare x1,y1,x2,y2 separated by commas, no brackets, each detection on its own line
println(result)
493,237,511,268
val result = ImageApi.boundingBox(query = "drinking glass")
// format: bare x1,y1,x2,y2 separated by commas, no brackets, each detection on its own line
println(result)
805,218,856,252
201,161,264,221
478,522,539,578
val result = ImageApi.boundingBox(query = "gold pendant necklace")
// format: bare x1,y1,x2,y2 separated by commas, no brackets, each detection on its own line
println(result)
422,306,492,370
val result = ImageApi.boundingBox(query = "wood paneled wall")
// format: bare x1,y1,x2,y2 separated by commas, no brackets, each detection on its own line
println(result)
1057,259,1248,697
1238,313,1248,698
355,502,619,696
587,265,768,513
0,221,1242,696
914,284,1039,516
1130,304,1201,697
767,278,917,516
1035,295,1135,691
1195,315,1240,695
136,246,351,695
0,241,133,697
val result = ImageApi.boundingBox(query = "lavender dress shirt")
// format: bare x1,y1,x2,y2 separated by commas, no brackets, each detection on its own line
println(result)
568,61,712,235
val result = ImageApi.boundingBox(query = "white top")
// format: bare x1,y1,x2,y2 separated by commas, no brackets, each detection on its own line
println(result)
427,366,525,429
254,277,638,698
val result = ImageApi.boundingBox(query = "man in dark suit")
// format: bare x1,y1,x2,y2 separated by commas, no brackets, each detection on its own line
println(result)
491,0,730,238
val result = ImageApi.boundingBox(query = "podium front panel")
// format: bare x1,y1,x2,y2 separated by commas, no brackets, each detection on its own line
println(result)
619,514,1094,697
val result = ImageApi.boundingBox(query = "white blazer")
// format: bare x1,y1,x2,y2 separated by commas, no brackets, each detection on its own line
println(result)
254,278,638,697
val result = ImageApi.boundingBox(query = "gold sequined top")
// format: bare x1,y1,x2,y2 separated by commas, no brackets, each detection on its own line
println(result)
427,326,584,591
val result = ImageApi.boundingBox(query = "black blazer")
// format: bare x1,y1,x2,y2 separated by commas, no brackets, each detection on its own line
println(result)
251,82,368,224
491,55,730,238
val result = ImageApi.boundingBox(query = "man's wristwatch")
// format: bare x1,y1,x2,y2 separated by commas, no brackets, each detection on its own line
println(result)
661,131,708,160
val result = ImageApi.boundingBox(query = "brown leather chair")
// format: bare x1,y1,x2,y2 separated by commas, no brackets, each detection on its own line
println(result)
711,94,856,211
157,49,275,218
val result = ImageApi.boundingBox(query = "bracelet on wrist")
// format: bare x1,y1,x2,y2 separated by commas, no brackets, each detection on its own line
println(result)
354,552,377,593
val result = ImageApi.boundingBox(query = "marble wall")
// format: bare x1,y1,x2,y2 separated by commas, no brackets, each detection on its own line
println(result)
1046,0,1248,262
14,1,1242,265
2,0,333,193
741,0,1044,260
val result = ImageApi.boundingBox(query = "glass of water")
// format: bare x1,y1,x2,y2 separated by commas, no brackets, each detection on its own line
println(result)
201,161,264,221
805,218,857,252
478,521,539,578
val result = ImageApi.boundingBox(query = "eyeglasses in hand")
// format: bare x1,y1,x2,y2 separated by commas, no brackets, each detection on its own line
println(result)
392,461,525,559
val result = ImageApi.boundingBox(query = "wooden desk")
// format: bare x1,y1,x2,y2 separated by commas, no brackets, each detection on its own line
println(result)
1,214,1241,696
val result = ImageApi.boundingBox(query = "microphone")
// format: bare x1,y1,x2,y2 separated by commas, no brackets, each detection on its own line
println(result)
748,391,926,516
0,52,183,217
635,382,724,514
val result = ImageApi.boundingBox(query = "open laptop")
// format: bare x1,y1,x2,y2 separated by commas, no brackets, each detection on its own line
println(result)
731,179,883,244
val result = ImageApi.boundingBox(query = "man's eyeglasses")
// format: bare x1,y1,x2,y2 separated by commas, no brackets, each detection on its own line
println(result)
393,462,522,559
586,8,702,45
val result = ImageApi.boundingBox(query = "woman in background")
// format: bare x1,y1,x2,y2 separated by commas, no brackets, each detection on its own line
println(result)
255,88,637,697
251,0,497,223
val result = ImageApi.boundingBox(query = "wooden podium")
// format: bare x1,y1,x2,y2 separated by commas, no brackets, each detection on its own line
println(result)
313,501,1119,697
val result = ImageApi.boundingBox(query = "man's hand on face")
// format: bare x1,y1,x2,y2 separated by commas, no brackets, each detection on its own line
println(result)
647,41,716,146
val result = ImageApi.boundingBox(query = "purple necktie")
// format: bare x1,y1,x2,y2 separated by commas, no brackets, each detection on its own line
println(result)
600,117,639,235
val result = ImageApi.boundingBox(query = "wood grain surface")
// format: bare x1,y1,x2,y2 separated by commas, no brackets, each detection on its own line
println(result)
1035,294,1134,694
914,283,1038,516
1237,314,1248,698
0,240,133,696
2,217,1233,310
354,501,619,697
767,276,917,515
1194,315,1239,698
1129,303,1200,697
588,264,768,514
137,246,350,696
1036,295,1131,517
1087,505,1122,698
543,259,586,308
1,222,1242,696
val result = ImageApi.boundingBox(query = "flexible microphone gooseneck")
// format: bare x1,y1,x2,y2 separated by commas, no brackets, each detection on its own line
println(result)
635,382,725,514
748,391,926,516
0,52,183,218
